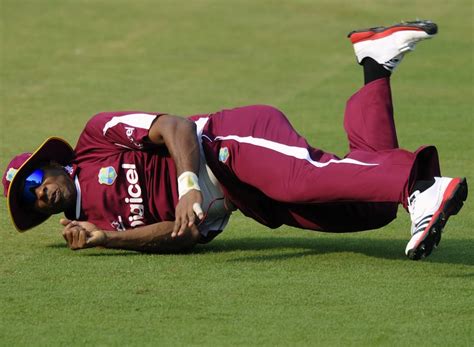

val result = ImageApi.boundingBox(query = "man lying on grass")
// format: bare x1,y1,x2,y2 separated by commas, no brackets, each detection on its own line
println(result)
3,20,467,260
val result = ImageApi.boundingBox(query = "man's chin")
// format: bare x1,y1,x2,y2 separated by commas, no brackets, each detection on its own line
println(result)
44,201,70,215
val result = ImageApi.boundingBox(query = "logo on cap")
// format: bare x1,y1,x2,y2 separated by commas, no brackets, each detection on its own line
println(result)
98,166,117,185
6,168,18,182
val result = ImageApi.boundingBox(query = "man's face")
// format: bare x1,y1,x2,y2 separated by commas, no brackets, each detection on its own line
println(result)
27,164,76,215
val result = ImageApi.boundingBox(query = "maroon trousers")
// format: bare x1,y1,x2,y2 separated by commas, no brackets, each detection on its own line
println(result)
199,78,440,232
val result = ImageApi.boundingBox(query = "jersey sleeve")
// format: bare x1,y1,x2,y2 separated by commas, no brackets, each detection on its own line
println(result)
75,111,165,156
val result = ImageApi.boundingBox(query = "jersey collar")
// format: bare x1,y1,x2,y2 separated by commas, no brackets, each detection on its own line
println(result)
74,175,82,219
64,167,82,221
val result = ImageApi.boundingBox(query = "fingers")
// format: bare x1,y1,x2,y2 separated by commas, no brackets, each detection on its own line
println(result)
172,212,193,237
172,213,190,238
78,228,87,246
59,218,71,226
187,207,196,228
62,221,91,250
62,227,73,245
193,203,204,220
172,204,204,237
172,190,204,237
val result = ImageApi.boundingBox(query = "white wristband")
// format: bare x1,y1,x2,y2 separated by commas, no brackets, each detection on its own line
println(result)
177,171,201,199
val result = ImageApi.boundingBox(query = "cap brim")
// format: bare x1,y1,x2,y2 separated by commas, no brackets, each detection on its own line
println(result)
7,137,74,232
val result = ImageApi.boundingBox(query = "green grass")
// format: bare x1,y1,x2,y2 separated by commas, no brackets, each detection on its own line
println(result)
1,0,473,346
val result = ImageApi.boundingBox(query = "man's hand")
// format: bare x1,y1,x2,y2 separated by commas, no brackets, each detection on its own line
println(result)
60,218,107,250
173,190,204,237
147,116,203,238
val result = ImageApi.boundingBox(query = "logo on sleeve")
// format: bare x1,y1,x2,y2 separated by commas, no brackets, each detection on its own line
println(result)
219,147,230,163
124,126,144,149
63,165,74,175
98,166,117,185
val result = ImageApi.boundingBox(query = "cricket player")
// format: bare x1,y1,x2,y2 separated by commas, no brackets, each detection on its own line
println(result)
3,20,468,260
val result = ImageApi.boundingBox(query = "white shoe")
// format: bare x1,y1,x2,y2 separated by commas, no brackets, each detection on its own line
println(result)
348,20,438,71
406,177,468,260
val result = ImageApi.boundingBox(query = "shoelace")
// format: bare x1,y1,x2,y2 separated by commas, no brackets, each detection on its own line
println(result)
407,189,435,236
407,190,419,215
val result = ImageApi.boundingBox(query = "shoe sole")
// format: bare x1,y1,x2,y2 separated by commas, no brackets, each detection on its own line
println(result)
407,177,468,260
348,20,438,44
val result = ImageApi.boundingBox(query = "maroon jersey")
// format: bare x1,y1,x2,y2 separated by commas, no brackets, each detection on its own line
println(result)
66,111,179,231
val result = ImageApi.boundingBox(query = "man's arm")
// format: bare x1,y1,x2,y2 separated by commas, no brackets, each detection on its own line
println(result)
147,115,204,237
60,219,200,253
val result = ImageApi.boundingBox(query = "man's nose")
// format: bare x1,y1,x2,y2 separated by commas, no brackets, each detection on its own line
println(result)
35,185,47,201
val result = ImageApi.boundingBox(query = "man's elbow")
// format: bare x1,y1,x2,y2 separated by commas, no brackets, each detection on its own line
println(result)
181,118,196,136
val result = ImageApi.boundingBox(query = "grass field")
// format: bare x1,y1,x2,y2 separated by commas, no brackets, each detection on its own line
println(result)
1,0,473,346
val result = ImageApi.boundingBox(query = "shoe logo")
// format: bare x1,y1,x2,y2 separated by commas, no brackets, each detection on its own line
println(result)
413,215,433,235
98,166,117,185
219,147,230,163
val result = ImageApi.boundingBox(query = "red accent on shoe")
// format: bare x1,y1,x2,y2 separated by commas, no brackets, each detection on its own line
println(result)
349,26,425,44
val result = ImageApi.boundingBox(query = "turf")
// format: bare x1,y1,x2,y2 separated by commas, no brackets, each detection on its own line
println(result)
1,0,473,346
